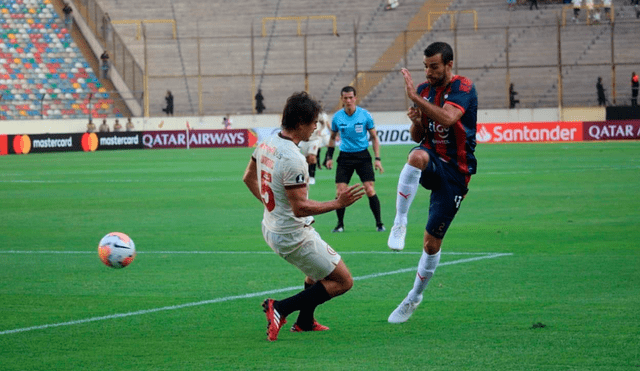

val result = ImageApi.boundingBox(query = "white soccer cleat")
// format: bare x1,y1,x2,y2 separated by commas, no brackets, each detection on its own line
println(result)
387,224,406,251
388,295,422,324
309,177,316,185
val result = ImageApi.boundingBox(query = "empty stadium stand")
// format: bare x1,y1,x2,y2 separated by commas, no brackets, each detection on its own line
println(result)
0,0,121,120
3,0,638,121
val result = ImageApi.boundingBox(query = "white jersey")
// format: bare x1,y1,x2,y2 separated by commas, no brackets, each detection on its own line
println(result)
308,112,330,142
253,133,314,234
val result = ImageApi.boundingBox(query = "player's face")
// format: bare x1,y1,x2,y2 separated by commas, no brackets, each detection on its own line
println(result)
423,54,452,87
300,119,318,141
341,91,357,112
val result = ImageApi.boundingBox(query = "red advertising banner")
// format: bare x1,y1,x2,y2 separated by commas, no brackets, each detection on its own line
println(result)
0,134,7,155
141,129,258,149
476,122,583,143
582,120,640,141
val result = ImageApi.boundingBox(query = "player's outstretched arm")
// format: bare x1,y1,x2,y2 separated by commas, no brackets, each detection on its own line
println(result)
242,158,262,202
401,68,463,128
286,183,364,217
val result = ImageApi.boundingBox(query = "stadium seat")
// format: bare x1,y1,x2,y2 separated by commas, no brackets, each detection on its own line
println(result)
0,0,117,119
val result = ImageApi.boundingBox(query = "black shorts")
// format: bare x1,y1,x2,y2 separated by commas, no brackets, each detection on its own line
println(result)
335,149,375,184
413,146,469,240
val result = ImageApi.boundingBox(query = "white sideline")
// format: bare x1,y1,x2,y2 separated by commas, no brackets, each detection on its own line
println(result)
0,250,505,255
0,252,512,336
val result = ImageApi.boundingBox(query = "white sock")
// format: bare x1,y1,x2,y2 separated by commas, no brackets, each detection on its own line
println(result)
408,250,441,301
394,163,421,226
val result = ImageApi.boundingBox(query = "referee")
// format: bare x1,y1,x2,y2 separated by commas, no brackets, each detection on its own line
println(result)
326,86,385,232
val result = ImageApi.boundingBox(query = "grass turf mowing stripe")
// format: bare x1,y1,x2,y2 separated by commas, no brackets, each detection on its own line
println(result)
0,252,512,336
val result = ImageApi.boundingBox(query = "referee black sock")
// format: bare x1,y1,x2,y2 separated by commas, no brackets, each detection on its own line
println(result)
368,194,383,226
275,282,332,320
309,163,316,178
336,207,345,226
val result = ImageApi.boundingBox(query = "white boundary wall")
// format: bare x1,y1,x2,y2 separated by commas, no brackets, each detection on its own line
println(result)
0,107,607,135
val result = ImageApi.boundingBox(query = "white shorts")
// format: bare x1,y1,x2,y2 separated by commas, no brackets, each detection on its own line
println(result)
299,139,321,157
262,222,341,282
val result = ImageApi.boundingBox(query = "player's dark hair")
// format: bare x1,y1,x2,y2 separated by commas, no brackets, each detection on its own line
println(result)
424,42,454,65
340,86,357,96
281,91,322,130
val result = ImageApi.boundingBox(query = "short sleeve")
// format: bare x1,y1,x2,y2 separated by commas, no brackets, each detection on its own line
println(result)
445,77,475,114
281,156,307,187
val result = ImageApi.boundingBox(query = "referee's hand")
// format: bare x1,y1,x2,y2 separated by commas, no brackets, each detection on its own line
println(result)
374,159,384,174
326,159,333,170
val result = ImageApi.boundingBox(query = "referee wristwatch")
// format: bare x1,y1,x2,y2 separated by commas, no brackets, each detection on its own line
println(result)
375,157,381,161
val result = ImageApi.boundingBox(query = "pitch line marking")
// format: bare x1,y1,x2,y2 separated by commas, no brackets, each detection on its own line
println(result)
0,253,512,336
0,250,505,256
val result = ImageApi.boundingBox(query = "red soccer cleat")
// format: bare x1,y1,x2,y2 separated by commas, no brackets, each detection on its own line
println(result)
290,320,330,332
262,299,286,341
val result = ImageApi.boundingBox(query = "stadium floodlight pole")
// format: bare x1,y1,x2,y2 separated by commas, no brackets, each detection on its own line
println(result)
40,93,45,119
186,122,191,150
610,22,616,105
142,22,149,118
556,19,563,111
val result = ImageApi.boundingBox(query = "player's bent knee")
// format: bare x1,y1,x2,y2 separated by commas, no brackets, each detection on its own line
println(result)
408,149,430,169
423,234,442,255
334,276,353,296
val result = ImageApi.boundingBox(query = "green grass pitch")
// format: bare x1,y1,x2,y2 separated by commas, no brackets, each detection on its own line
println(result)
1,142,639,370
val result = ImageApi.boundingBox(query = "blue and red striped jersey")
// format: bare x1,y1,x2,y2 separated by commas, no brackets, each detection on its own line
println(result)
416,75,478,179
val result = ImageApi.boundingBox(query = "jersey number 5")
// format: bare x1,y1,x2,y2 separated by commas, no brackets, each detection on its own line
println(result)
260,170,275,212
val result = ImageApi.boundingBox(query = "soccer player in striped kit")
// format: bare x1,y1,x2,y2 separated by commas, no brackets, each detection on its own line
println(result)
387,42,478,323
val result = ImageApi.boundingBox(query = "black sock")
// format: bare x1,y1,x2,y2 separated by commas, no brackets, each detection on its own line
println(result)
336,207,345,226
317,149,322,168
368,194,383,226
309,163,316,178
295,282,316,329
275,282,331,320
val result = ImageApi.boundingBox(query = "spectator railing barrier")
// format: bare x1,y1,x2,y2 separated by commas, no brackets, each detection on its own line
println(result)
427,10,478,31
261,15,338,37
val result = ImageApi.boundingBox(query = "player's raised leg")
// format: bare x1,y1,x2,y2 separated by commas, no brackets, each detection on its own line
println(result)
388,150,428,251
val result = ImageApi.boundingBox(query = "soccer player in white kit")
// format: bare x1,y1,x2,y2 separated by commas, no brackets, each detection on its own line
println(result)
298,110,331,184
243,91,365,341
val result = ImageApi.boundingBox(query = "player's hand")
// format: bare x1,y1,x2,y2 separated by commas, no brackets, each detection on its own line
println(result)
408,106,421,125
326,159,333,170
401,68,416,99
337,183,364,208
374,160,384,174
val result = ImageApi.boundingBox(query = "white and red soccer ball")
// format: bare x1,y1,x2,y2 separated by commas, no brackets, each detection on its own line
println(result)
98,232,136,269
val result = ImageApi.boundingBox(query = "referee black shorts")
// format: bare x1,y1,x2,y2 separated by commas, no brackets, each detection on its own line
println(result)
335,149,375,184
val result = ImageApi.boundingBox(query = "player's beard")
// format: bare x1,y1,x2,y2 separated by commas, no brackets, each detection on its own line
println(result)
428,73,446,87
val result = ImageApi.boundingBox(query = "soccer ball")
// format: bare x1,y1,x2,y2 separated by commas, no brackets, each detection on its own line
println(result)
98,232,136,269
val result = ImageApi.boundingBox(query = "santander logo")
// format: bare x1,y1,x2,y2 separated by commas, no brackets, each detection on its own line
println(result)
476,125,492,142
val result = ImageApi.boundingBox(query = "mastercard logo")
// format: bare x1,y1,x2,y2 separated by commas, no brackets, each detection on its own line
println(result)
13,135,32,154
81,133,99,152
